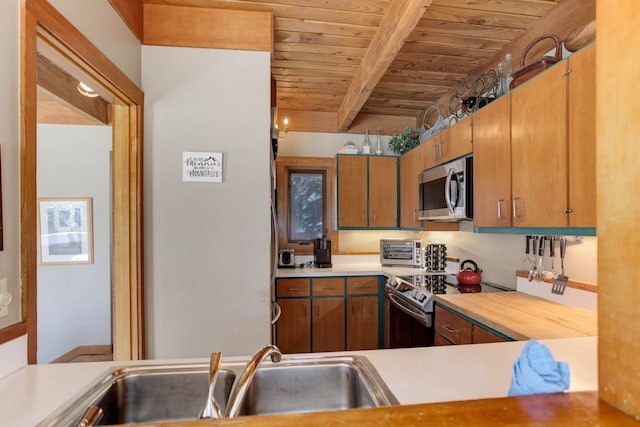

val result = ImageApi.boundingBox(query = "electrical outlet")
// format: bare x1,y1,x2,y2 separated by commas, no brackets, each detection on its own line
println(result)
0,278,9,318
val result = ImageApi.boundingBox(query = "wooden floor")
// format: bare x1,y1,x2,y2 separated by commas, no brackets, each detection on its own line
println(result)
51,345,113,363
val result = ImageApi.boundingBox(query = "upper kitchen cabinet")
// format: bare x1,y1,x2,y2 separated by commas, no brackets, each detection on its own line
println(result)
473,95,512,227
399,146,423,229
475,44,596,229
511,60,569,227
567,43,596,227
422,116,473,171
336,155,398,229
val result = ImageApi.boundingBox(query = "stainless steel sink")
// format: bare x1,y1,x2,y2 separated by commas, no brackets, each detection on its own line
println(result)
39,355,398,426
237,356,397,416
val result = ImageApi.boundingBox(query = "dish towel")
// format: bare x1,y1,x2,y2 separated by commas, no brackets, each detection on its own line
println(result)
508,339,570,396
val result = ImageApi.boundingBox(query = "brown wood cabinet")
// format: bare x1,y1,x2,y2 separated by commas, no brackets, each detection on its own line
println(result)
399,146,423,229
336,155,398,229
434,305,508,345
438,115,473,164
474,44,595,228
473,95,512,227
336,155,368,227
567,43,596,227
276,278,312,353
346,276,379,350
511,60,569,227
311,278,346,352
276,276,381,353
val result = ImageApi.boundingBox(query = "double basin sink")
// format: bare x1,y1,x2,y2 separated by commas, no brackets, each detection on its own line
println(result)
40,355,398,425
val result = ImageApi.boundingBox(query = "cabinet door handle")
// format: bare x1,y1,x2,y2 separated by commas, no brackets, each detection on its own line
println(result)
372,212,377,223
303,303,307,317
361,212,366,224
287,287,299,292
413,210,417,222
512,197,521,219
442,325,460,334
433,144,438,161
438,140,444,158
315,304,319,316
497,199,504,220
351,303,355,315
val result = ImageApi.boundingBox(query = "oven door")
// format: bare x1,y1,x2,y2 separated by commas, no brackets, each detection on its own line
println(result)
385,290,434,348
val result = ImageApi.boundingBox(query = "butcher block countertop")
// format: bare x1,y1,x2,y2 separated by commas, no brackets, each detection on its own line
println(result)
434,291,598,340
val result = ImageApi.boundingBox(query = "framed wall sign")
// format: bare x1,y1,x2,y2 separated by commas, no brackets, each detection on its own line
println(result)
37,198,93,265
182,151,223,183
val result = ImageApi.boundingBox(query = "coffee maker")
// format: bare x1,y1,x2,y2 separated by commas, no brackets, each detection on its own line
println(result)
314,237,332,268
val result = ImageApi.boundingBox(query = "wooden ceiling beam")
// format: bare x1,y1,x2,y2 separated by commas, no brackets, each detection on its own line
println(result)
37,54,110,125
337,0,433,132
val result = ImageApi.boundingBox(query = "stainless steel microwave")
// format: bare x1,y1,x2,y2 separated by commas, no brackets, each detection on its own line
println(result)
418,156,473,221
380,239,422,268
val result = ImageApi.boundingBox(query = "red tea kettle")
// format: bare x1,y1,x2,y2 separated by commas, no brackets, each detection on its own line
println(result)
457,259,482,285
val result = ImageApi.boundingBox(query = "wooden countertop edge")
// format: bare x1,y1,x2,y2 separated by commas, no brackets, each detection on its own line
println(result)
433,292,597,340
515,270,598,293
126,392,639,426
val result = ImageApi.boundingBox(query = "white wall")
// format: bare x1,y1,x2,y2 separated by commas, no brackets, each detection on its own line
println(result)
0,0,140,374
0,0,23,376
49,0,141,86
143,46,272,359
36,125,112,363
278,131,598,288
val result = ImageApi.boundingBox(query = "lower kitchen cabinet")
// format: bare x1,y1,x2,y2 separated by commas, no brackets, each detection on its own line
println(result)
276,298,311,353
346,276,380,350
275,276,382,353
434,304,509,345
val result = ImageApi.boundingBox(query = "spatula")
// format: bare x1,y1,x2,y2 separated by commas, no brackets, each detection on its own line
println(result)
552,237,568,295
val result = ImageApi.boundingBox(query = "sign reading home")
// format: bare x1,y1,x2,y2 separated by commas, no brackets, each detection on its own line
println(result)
182,152,223,183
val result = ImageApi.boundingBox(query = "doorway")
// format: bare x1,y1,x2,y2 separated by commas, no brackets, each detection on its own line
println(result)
21,0,145,363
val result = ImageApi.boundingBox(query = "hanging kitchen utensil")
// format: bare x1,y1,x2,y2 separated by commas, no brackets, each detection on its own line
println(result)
552,237,569,295
535,236,546,281
528,236,538,282
522,235,534,271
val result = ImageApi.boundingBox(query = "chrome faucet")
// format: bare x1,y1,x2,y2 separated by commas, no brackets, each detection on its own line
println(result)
224,344,282,418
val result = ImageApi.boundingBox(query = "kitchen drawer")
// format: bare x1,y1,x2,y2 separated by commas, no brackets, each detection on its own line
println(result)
473,325,507,344
276,278,311,297
434,305,472,345
434,333,454,346
347,276,378,295
312,278,345,296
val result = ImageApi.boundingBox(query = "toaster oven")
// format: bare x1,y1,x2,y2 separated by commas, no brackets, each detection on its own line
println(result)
380,239,422,268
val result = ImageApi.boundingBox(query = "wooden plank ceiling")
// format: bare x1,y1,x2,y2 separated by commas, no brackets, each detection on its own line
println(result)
52,0,594,131
140,0,596,133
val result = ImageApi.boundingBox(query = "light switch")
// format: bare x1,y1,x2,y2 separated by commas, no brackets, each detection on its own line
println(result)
0,278,10,318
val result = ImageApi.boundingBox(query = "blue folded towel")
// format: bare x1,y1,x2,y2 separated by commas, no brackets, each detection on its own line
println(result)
508,339,570,396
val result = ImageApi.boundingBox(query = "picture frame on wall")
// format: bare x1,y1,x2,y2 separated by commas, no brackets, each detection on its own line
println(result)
37,197,93,265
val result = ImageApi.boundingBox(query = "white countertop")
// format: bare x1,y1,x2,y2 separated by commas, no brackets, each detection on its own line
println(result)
276,263,422,278
0,337,597,426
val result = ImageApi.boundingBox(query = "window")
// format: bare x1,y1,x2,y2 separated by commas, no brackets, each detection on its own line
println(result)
276,157,333,255
288,171,325,242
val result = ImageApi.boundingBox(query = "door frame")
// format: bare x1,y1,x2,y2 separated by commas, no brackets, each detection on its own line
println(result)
21,0,145,362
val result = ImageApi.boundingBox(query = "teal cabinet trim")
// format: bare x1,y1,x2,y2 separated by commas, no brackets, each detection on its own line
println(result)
474,227,596,236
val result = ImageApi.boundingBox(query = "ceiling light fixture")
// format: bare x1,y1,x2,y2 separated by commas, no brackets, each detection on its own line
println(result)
77,81,99,98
